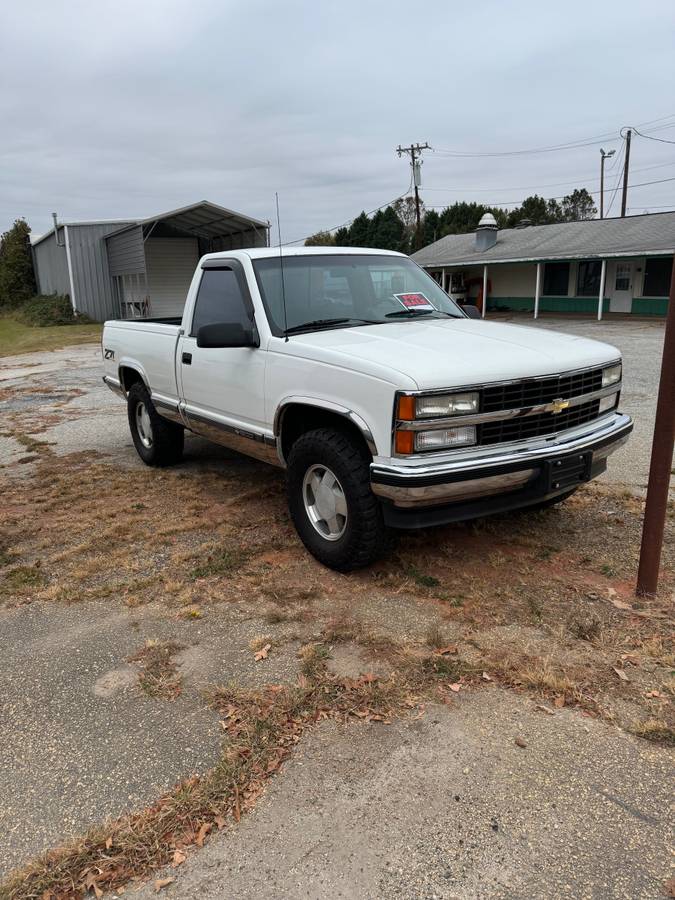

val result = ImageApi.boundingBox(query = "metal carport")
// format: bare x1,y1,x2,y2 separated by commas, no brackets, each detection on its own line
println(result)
105,201,269,318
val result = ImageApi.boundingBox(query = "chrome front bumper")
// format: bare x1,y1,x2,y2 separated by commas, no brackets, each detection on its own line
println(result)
370,412,633,513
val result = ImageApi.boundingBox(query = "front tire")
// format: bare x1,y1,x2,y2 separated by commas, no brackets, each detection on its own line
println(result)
127,382,184,467
287,428,392,571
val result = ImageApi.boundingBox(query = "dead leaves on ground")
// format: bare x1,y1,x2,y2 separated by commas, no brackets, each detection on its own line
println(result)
254,643,272,661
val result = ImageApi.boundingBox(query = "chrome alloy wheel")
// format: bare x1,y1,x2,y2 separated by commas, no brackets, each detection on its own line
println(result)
135,400,153,449
302,464,348,541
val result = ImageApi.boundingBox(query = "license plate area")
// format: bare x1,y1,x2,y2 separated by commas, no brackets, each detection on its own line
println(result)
543,451,593,492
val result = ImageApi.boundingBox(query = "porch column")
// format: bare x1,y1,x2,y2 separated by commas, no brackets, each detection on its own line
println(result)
534,262,542,319
598,259,607,321
482,264,488,318
441,269,447,291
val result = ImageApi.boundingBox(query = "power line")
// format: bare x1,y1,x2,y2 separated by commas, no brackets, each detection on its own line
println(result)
431,134,619,158
632,126,675,146
429,113,675,159
424,172,675,211
422,160,675,195
283,178,413,245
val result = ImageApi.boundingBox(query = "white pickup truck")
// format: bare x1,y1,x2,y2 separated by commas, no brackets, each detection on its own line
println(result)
102,247,632,570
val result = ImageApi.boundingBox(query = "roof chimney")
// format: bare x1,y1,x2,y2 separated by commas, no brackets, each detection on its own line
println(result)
475,212,498,251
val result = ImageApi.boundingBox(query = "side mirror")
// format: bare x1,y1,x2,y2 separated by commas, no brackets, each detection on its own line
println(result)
196,322,258,348
463,304,482,320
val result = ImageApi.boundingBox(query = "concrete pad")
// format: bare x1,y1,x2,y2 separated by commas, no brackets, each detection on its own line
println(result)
0,598,306,878
134,690,674,900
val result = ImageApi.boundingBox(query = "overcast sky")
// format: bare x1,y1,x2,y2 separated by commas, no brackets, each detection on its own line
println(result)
2,0,675,243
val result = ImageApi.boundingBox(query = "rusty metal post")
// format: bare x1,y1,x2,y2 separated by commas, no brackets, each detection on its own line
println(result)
636,259,675,595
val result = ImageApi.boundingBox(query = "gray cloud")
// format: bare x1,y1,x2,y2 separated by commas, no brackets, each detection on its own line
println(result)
2,0,675,242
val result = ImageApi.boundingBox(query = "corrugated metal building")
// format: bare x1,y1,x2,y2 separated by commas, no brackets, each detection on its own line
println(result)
31,201,269,321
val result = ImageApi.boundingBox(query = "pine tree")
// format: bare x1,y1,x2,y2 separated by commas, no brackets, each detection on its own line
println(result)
348,212,372,247
333,227,350,246
372,206,406,252
0,219,37,308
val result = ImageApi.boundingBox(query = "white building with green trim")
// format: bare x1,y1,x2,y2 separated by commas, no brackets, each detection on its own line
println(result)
412,211,674,318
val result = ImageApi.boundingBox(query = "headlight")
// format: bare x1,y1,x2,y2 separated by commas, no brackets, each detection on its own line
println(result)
415,392,479,418
602,363,622,388
414,426,476,451
598,392,619,414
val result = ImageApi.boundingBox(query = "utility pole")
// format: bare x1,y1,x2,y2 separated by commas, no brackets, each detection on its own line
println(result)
396,142,430,248
636,260,675,595
620,129,632,217
599,148,615,219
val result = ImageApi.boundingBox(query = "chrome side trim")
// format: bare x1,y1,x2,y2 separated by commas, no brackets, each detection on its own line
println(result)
186,409,281,467
153,396,184,425
397,385,620,431
102,374,125,399
274,397,378,460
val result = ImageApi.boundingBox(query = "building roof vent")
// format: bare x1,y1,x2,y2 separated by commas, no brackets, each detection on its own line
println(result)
475,212,498,251
515,218,532,229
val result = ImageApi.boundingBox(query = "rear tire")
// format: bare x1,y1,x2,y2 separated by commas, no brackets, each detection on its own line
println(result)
287,427,392,571
127,382,184,467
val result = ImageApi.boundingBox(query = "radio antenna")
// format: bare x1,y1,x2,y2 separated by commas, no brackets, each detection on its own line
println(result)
275,192,289,341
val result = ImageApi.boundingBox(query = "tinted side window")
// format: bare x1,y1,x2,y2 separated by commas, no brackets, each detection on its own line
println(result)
191,268,250,335
543,262,570,296
643,257,673,297
576,260,602,297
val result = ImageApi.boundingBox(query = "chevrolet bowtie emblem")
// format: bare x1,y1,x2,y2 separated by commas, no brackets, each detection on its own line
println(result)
549,398,570,414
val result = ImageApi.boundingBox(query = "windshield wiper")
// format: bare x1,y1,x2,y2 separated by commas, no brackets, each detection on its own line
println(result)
384,309,453,319
284,317,378,335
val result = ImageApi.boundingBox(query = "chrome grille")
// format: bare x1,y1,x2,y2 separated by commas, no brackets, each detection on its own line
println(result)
482,367,604,414
480,398,601,446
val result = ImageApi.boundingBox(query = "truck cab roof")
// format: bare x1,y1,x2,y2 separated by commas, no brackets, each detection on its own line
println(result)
200,246,407,263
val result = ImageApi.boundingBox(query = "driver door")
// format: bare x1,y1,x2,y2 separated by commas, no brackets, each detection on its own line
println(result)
178,260,267,441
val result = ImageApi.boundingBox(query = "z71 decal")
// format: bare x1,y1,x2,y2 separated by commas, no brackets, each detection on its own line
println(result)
104,348,115,360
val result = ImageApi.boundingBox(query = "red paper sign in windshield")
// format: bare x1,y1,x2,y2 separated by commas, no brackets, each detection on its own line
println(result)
394,292,436,312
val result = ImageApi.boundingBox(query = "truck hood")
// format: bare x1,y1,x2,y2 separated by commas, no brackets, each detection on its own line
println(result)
289,319,620,390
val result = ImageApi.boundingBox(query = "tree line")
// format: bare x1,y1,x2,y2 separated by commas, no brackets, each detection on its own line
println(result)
305,188,597,252
0,218,37,308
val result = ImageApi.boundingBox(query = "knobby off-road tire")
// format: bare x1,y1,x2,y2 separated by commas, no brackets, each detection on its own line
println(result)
287,427,393,571
127,382,184,467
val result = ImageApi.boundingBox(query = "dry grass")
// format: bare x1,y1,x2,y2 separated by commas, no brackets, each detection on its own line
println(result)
0,428,674,894
127,640,184,700
2,663,415,899
628,718,675,746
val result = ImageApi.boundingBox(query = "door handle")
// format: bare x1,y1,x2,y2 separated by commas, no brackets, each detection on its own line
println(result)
182,352,192,365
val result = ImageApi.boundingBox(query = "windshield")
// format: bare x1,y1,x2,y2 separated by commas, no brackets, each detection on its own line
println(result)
252,254,464,335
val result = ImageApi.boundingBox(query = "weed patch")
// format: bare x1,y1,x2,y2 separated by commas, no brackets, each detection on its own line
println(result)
1,564,45,594
191,545,243,579
628,718,675,746
127,640,184,700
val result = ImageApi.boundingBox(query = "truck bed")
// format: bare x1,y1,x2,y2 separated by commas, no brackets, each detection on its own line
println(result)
102,318,182,402
106,317,182,326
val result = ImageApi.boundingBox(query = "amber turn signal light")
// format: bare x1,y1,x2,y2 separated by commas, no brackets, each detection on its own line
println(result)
397,395,415,421
394,430,415,454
